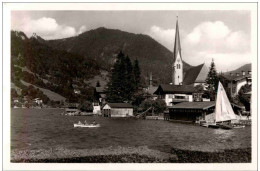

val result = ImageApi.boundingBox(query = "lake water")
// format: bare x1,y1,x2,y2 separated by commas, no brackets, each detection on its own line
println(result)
11,108,251,153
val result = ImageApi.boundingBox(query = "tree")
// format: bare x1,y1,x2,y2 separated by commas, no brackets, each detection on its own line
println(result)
96,81,101,87
11,88,18,99
125,55,135,100
205,59,219,101
133,59,141,90
106,51,141,103
78,101,93,112
238,84,251,111
194,84,204,101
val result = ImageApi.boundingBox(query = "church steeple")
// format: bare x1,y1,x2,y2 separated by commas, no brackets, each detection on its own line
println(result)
172,16,183,85
173,16,182,63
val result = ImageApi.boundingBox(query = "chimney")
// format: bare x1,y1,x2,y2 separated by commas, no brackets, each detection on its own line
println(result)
248,70,251,75
242,70,245,76
149,73,153,86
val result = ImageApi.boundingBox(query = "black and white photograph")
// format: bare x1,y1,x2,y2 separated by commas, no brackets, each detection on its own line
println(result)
2,2,257,170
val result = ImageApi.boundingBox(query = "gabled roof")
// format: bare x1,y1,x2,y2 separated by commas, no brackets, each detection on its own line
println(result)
173,19,182,63
154,84,195,95
183,63,208,85
106,103,133,108
147,86,158,95
169,101,215,110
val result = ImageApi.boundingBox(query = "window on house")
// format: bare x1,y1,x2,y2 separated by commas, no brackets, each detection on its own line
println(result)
175,95,186,99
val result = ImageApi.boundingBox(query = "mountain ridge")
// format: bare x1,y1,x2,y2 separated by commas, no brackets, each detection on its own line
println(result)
44,27,192,84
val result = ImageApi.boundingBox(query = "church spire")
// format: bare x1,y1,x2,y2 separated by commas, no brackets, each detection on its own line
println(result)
173,16,182,63
172,16,183,85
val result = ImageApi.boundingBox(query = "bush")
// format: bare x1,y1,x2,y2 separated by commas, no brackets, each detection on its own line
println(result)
78,101,93,112
140,99,166,114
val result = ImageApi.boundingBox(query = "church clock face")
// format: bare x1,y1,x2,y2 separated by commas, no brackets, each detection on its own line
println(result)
177,59,180,62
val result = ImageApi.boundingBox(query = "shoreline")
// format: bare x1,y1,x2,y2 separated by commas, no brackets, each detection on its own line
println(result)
11,146,251,163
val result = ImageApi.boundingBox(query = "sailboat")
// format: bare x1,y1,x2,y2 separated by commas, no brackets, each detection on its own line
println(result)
207,81,238,129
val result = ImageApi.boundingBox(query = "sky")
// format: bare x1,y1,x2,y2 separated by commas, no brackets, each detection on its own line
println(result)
11,10,251,72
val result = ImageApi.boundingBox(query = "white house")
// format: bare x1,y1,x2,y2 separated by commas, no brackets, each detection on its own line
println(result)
102,103,133,117
154,84,195,106
33,98,43,105
93,102,101,115
220,70,252,97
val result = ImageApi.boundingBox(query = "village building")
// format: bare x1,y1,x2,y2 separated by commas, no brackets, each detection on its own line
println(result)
33,98,43,105
74,89,81,94
154,84,195,106
94,86,107,105
93,102,101,115
155,17,209,106
168,101,215,123
144,73,158,100
219,70,251,97
102,103,133,117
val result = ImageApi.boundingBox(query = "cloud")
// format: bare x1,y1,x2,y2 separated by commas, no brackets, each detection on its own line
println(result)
146,21,250,71
183,21,250,54
146,25,175,50
181,21,250,71
12,17,77,40
77,25,88,35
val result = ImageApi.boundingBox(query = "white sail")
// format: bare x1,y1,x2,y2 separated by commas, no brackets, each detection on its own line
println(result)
215,81,237,122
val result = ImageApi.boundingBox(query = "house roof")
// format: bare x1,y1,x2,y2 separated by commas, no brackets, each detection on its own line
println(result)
154,84,195,95
106,103,133,108
147,86,158,95
169,101,215,110
95,87,106,93
183,63,208,85
220,73,251,82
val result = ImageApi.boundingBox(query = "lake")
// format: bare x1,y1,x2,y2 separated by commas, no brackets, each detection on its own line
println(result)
11,108,251,153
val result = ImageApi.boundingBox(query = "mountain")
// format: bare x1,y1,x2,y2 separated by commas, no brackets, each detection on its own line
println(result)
224,63,251,75
11,30,98,103
11,28,194,103
45,27,192,84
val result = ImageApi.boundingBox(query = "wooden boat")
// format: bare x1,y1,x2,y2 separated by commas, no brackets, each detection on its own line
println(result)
233,125,245,129
74,123,100,128
208,124,220,129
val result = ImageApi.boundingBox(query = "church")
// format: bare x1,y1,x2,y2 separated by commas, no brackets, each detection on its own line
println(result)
154,17,209,106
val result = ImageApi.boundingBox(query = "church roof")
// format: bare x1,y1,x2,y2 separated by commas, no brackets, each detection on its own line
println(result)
173,18,182,63
154,84,195,95
183,63,208,85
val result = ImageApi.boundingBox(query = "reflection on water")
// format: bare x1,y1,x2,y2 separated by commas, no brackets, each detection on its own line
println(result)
213,129,235,138
11,109,251,153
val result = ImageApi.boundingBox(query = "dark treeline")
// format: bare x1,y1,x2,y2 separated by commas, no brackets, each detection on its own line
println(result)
106,51,141,103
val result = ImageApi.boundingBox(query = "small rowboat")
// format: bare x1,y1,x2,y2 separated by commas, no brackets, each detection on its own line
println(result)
233,125,245,129
74,123,100,128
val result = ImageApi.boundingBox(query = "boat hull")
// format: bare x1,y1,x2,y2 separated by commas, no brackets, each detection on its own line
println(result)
74,124,100,128
208,124,220,129
218,124,233,130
